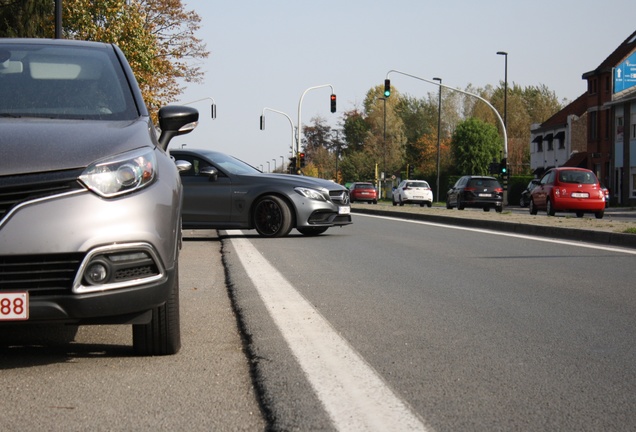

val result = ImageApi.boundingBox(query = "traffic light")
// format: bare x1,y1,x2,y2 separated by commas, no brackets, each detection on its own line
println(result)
259,115,264,130
330,94,337,113
299,152,306,168
500,158,508,175
289,156,297,173
384,79,391,98
407,163,413,179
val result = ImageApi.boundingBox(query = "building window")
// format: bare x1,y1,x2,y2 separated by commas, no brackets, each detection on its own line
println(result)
605,76,611,93
590,111,598,140
537,140,543,152
617,116,624,141
588,78,597,94
632,113,636,140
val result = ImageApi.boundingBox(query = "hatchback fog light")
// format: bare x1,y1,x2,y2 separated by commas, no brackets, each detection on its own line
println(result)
86,262,109,285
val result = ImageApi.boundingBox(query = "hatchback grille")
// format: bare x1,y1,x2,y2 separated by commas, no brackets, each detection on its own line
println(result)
0,253,84,296
0,169,85,222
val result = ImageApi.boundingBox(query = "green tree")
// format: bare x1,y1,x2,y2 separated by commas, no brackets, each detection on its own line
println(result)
451,118,502,175
0,0,52,37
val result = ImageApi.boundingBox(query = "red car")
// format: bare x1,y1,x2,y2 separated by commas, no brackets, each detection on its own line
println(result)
349,182,378,204
529,167,605,218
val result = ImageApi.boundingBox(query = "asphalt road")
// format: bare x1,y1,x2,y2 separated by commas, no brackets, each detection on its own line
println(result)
223,214,636,431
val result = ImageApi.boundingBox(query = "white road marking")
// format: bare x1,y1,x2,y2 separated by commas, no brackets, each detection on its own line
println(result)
226,231,431,432
356,213,636,255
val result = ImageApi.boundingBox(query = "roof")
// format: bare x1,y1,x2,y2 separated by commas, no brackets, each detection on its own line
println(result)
582,30,636,78
562,151,588,168
536,93,588,131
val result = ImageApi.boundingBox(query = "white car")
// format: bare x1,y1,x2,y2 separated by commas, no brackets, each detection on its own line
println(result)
392,180,433,207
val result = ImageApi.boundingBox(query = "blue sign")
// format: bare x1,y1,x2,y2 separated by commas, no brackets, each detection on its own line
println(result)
614,51,636,94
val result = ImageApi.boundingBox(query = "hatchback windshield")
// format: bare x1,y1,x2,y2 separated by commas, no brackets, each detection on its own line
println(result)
467,179,500,188
407,182,429,188
0,43,137,120
558,170,597,184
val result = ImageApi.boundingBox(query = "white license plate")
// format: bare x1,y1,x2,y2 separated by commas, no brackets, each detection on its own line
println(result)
571,192,589,198
0,292,29,320
413,196,423,199
478,193,491,197
339,206,351,215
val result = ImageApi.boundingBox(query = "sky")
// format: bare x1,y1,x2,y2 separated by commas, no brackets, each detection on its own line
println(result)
171,0,636,171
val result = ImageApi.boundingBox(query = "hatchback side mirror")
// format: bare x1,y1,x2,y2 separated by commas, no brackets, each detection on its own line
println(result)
157,106,199,150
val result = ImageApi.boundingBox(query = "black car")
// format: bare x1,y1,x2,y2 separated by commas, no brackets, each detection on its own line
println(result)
171,148,352,237
519,180,539,207
446,175,503,212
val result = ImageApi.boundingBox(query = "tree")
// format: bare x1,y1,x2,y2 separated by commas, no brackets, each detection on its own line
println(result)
451,118,502,175
0,0,52,37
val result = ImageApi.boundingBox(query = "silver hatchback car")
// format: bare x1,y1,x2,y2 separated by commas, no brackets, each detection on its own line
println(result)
0,39,198,355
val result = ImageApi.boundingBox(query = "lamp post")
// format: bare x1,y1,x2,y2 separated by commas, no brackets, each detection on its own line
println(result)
496,51,508,129
433,77,442,204
266,161,271,173
272,158,277,172
280,156,285,172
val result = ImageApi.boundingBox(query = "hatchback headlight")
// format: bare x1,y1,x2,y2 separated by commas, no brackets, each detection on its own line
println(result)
80,148,156,198
294,186,328,201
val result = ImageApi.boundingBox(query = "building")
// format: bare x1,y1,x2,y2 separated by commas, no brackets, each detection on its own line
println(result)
529,30,636,205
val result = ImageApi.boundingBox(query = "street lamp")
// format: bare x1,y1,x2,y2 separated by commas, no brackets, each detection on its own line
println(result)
280,156,285,171
272,158,277,172
266,161,271,173
496,51,508,129
433,77,442,204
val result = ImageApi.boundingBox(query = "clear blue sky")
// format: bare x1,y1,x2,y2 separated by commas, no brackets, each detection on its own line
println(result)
172,0,635,170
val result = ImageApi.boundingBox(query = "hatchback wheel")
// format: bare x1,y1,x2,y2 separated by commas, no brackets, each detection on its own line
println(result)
133,266,181,356
576,211,584,218
529,199,538,215
595,210,604,219
457,196,465,210
253,195,293,237
546,198,555,216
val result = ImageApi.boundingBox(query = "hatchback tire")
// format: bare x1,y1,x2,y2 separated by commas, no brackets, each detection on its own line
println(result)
133,266,181,356
529,199,538,215
595,210,604,219
546,198,555,216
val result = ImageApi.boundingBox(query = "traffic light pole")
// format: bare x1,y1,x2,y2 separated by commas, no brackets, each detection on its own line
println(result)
297,84,335,156
260,107,295,157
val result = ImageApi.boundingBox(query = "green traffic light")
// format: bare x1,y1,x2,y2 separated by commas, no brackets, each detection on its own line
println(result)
384,79,391,98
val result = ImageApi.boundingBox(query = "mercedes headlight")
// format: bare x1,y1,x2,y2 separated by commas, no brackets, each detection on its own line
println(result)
294,187,327,201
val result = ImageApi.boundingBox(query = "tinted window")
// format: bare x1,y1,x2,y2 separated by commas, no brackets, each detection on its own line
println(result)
407,182,429,188
467,178,500,188
0,43,137,120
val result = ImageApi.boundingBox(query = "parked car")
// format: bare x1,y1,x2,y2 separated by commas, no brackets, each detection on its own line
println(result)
171,148,352,237
446,176,503,212
349,182,378,204
600,183,610,208
519,180,539,207
392,180,433,207
529,167,605,218
0,39,198,355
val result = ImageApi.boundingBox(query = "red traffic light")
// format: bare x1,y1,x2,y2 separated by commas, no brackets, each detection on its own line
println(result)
330,94,336,113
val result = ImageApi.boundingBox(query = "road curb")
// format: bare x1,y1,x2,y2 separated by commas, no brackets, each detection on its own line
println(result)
352,207,636,249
